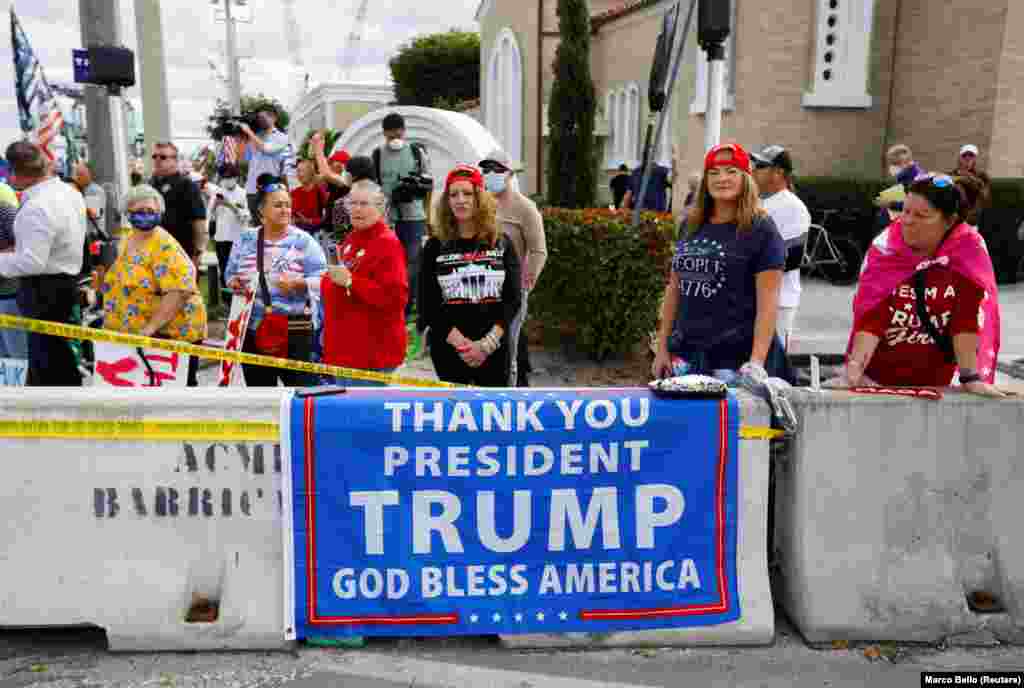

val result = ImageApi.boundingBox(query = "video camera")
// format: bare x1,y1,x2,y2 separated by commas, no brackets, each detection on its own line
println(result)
211,112,259,140
391,171,434,204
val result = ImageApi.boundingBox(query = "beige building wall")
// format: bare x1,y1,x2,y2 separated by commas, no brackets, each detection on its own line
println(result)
889,0,1008,176
479,0,543,194
990,1,1024,176
675,0,899,190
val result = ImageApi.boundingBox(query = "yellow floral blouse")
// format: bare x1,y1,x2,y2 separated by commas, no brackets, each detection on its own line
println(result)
101,227,208,342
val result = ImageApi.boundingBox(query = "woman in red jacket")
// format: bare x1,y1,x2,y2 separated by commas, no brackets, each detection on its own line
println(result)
320,179,408,385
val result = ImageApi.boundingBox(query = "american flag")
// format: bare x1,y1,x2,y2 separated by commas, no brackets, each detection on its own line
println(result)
218,135,242,167
10,7,64,161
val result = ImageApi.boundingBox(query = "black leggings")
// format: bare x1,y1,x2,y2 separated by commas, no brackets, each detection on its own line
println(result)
241,327,316,387
429,333,509,387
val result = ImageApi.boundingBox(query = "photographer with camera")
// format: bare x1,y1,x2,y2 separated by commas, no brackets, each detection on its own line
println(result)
238,108,290,224
372,112,432,319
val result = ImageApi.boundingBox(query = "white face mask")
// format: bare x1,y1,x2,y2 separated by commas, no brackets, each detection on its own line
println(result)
222,178,238,190
388,139,405,151
484,172,508,194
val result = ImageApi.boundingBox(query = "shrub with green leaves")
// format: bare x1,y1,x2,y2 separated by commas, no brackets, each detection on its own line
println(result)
530,208,677,360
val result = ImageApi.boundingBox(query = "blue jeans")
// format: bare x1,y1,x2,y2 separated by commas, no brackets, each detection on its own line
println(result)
394,220,425,317
0,296,27,359
329,367,398,387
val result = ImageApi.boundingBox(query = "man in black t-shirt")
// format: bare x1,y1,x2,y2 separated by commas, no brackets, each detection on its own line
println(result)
149,142,207,266
609,163,631,208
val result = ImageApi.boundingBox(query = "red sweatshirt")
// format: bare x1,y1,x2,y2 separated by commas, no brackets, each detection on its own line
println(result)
321,219,408,370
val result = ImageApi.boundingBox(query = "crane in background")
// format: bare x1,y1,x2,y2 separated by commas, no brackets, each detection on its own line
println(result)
337,0,370,82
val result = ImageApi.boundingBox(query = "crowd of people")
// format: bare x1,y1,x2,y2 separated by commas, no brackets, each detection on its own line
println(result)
0,104,1004,396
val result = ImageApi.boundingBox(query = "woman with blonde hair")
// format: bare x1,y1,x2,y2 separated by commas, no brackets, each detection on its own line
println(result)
652,143,790,383
418,164,522,385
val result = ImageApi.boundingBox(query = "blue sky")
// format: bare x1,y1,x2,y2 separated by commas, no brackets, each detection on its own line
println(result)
2,0,479,156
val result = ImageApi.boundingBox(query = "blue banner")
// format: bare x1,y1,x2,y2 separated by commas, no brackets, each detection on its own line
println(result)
288,388,739,638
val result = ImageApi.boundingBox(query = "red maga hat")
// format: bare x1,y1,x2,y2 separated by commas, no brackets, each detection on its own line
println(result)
445,164,484,190
704,143,752,174
329,149,351,165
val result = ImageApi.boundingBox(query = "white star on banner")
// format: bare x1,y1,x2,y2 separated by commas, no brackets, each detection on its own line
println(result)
536,611,545,621
559,611,568,621
904,302,914,311
492,613,502,622
469,614,479,623
514,613,523,622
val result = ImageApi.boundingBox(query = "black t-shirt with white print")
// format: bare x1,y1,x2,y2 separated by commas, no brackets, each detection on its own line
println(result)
418,234,522,343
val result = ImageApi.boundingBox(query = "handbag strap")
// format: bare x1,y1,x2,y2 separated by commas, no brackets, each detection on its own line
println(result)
136,347,160,387
912,269,956,363
256,225,273,312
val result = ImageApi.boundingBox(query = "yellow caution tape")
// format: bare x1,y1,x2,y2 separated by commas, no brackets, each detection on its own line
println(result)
0,314,785,441
0,418,278,441
0,418,782,442
0,313,454,388
739,426,785,440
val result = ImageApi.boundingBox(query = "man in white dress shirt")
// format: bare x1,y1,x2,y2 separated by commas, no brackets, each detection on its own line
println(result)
0,141,87,385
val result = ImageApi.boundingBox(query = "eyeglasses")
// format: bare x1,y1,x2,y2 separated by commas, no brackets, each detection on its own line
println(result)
914,173,953,188
151,154,176,161
343,199,379,210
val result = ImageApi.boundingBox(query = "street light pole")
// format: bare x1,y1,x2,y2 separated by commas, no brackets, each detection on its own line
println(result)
133,0,173,177
223,0,243,116
698,0,730,152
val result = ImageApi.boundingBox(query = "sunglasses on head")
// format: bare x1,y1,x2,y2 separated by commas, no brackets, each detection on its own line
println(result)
915,173,954,189
452,168,478,178
260,182,286,193
479,161,508,173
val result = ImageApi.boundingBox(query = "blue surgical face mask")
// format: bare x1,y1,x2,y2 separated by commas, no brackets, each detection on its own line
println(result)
484,172,508,194
128,211,162,231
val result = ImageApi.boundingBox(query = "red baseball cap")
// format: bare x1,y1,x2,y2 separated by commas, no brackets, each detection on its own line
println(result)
329,149,351,165
704,143,751,174
445,164,484,190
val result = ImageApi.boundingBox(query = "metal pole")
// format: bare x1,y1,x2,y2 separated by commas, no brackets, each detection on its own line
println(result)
632,0,697,227
703,45,726,151
78,0,128,234
133,0,173,177
224,0,242,116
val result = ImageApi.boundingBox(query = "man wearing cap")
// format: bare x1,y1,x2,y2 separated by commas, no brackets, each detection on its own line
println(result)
950,144,991,201
239,107,290,223
479,149,547,386
752,145,810,350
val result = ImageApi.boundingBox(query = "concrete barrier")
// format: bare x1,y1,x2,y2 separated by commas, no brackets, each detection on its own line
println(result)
501,392,775,648
774,388,1024,645
0,388,290,651
0,388,774,651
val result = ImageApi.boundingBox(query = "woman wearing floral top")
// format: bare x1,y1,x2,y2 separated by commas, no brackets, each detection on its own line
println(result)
102,184,208,385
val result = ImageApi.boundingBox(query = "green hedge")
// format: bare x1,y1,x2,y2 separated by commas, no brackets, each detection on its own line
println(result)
531,208,677,360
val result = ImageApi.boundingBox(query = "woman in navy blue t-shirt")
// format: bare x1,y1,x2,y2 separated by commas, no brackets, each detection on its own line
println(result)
652,143,790,382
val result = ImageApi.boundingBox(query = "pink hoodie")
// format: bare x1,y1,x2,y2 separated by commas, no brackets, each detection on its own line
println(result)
850,220,1000,383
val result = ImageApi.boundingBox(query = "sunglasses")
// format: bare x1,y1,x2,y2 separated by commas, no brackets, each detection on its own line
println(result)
452,168,479,178
914,173,953,188
151,154,176,161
